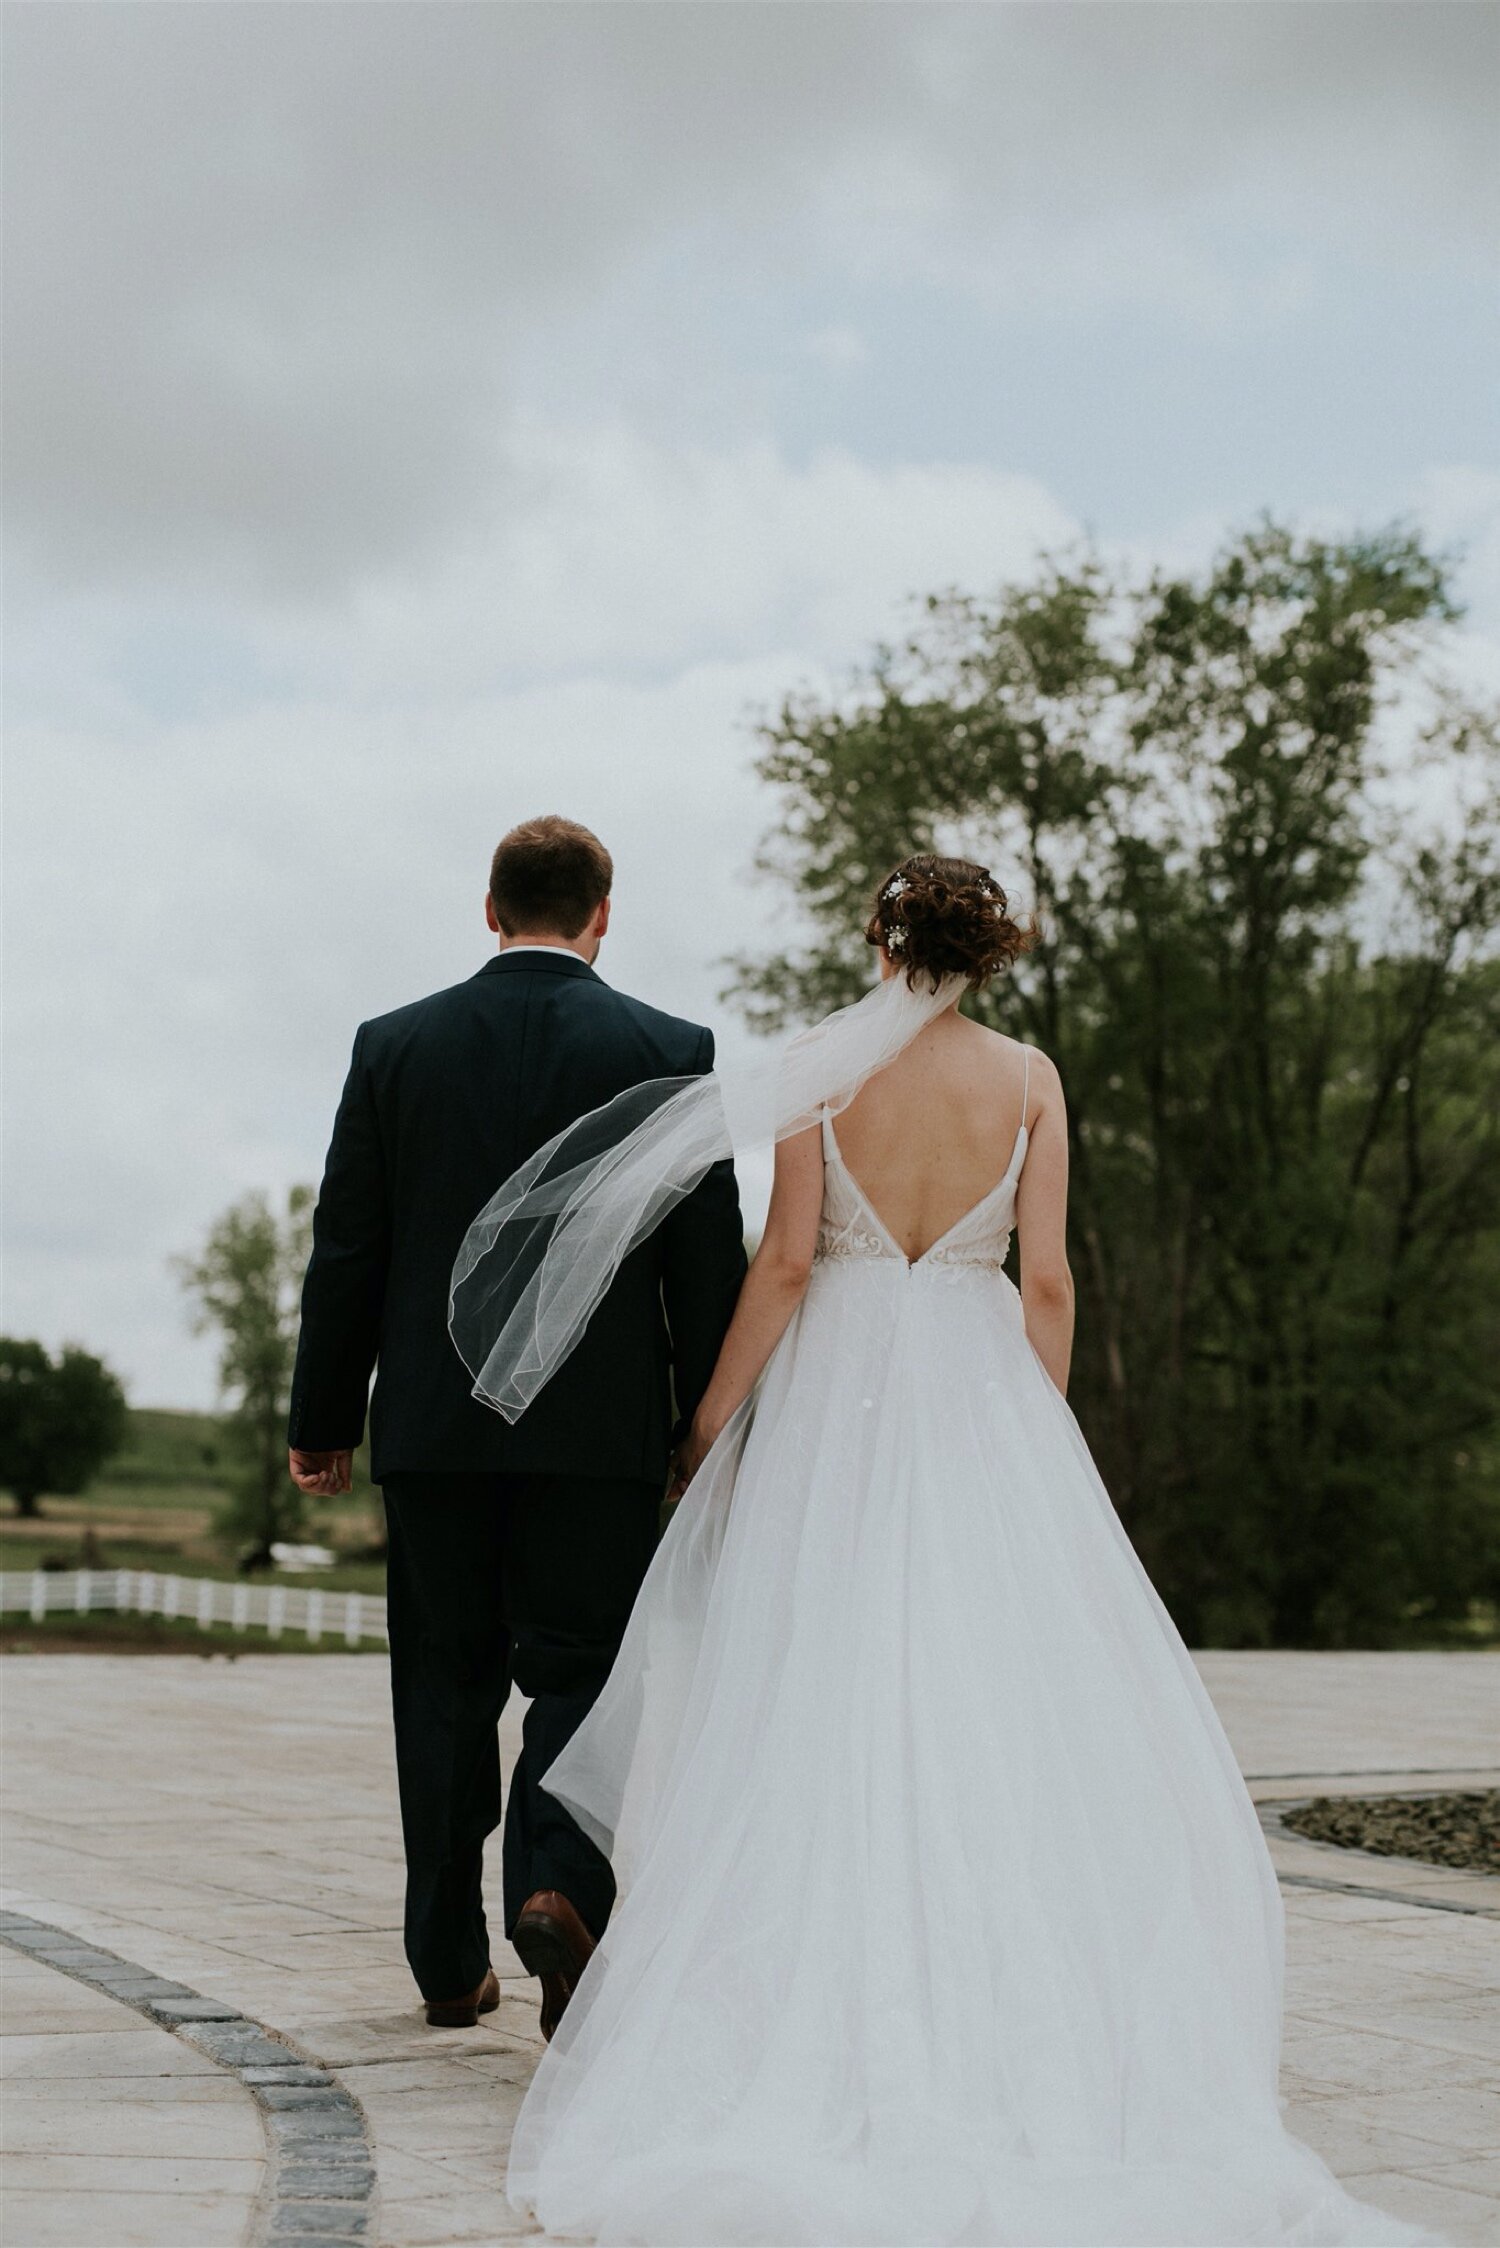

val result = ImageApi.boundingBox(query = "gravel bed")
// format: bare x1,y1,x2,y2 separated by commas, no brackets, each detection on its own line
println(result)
1284,1788,1499,1874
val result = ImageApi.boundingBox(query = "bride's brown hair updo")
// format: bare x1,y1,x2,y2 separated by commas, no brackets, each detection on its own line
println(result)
865,854,1035,992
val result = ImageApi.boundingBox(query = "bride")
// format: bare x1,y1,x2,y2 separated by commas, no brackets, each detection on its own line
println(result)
457,856,1433,2248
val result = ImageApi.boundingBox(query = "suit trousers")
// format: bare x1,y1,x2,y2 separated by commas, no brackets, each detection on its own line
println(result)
381,1471,661,2001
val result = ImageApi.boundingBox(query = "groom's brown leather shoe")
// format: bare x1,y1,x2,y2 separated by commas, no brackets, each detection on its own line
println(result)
511,1890,595,2042
423,1966,499,2029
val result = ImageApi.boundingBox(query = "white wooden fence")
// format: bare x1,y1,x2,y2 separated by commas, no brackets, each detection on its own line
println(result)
0,1568,388,1647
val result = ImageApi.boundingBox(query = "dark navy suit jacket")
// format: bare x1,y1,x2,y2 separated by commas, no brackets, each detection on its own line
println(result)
288,950,746,1485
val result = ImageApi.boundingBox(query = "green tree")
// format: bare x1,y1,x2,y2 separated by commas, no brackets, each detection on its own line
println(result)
731,519,1500,1646
175,1188,314,1566
0,1339,128,1518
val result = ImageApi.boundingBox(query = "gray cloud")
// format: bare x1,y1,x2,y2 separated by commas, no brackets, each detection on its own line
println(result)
6,2,1493,595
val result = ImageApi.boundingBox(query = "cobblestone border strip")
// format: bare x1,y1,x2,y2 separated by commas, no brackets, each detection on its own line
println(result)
0,1907,378,2247
1259,1796,1500,1921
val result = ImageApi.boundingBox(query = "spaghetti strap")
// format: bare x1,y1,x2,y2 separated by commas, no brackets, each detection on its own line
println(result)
1020,1044,1032,1129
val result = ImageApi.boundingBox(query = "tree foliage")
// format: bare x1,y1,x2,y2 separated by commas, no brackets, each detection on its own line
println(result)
730,520,1500,1646
175,1187,314,1565
0,1338,128,1518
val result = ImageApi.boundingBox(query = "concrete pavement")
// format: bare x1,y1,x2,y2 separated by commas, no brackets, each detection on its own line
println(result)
2,1650,1497,2247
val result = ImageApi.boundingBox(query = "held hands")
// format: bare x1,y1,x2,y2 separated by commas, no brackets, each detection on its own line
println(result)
288,1448,354,1497
667,1414,721,1503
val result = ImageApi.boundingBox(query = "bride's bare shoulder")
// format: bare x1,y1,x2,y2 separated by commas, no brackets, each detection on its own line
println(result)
956,1016,1052,1065
956,1018,1063,1101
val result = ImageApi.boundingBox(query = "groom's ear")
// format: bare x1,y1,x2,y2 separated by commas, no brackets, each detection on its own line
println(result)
485,894,502,935
595,896,612,940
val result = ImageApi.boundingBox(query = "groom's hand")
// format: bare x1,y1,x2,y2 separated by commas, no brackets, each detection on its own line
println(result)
288,1448,353,1497
667,1415,717,1501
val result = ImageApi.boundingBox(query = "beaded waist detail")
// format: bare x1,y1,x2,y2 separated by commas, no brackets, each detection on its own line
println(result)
813,1221,1011,1276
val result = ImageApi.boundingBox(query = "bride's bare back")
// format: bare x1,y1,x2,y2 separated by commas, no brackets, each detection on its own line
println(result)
832,1012,1030,1263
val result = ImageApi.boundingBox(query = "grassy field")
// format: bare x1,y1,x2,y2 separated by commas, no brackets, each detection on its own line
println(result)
6,1408,1495,1654
0,1406,388,1597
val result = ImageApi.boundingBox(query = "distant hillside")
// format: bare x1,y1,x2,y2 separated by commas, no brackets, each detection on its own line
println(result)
109,1405,232,1489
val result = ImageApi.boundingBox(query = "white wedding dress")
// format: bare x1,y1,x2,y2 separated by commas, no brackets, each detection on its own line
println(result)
507,1092,1433,2247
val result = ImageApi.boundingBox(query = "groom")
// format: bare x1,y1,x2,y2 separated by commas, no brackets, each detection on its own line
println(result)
286,816,745,2037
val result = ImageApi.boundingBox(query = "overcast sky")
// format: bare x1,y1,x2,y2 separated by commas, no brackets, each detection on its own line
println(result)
5,1,1498,1409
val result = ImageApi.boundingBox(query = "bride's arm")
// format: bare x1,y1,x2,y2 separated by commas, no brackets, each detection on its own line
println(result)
669,1122,824,1493
1014,1050,1075,1395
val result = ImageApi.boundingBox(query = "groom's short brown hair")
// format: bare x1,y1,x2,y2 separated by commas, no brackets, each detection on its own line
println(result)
489,816,614,938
